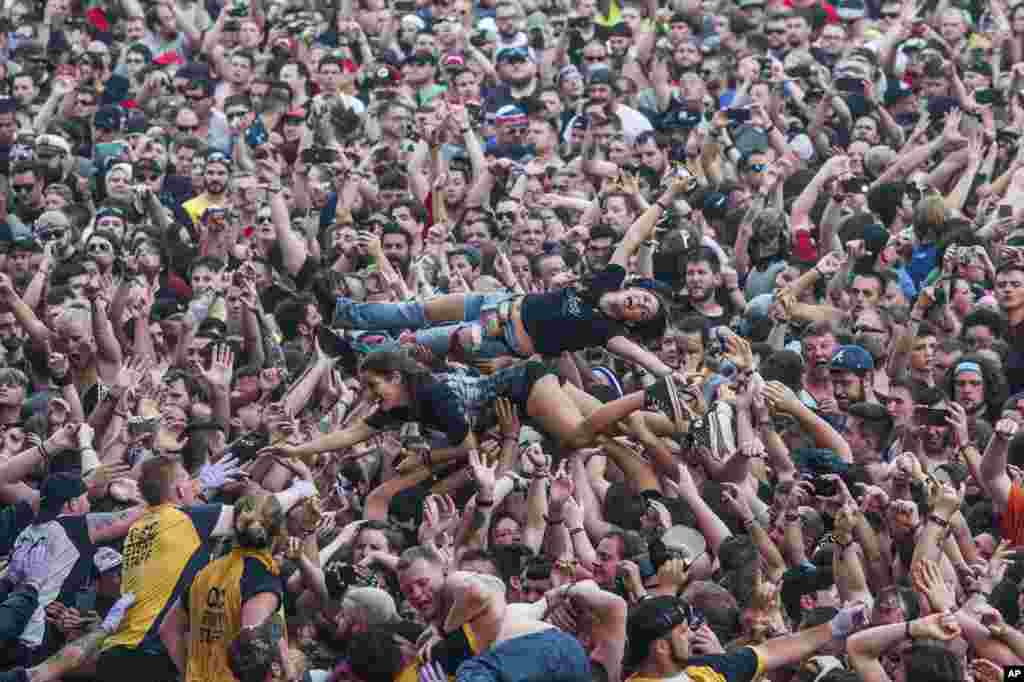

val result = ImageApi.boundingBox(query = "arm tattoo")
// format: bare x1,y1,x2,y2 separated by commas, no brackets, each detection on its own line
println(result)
87,509,134,536
29,628,107,681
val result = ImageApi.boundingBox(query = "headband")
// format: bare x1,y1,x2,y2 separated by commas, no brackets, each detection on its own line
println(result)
954,361,982,377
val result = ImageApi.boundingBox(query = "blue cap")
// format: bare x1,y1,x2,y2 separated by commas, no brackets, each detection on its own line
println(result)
495,46,530,63
830,345,874,372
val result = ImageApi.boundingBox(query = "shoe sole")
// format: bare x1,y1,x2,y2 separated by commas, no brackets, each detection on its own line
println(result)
664,376,687,433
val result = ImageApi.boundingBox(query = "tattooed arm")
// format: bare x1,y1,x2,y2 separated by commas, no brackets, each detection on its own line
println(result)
85,506,147,544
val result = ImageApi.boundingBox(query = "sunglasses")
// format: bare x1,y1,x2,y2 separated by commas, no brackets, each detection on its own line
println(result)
177,124,199,133
226,110,249,122
138,173,162,182
749,163,767,173
653,600,705,636
88,241,113,254
852,325,886,335
256,215,273,225
38,229,67,242
11,184,33,193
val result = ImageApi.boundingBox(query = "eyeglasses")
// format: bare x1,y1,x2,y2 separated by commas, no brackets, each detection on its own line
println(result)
11,184,33,193
765,27,786,34
178,124,199,133
226,110,249,122
88,241,113,254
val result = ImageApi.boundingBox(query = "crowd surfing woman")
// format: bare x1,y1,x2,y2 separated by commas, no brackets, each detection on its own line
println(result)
258,345,693,475
330,179,693,377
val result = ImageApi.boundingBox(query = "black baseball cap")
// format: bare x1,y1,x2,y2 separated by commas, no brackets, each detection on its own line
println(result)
625,596,704,668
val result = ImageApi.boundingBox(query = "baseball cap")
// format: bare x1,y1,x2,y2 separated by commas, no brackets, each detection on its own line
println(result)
494,104,528,127
441,53,466,70
495,46,530,63
94,547,123,574
39,473,88,519
625,596,704,668
588,68,614,88
94,105,123,131
830,344,874,372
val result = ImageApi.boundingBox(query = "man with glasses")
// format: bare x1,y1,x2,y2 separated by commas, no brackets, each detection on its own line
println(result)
625,595,866,682
175,66,230,153
485,47,540,122
8,162,43,231
401,51,445,104
32,211,75,262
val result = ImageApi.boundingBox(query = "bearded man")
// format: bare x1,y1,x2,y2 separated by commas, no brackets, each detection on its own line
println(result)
159,493,288,682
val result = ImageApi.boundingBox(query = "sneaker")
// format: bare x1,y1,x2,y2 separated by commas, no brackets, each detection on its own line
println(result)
645,375,686,432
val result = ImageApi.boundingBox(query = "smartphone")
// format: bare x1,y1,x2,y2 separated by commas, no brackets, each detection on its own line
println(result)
759,58,772,81
245,117,269,148
842,176,868,194
914,406,948,426
814,476,838,497
974,88,1001,106
726,107,751,124
834,77,866,96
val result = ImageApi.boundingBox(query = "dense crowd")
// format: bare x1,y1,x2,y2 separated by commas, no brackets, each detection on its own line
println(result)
1,0,1024,680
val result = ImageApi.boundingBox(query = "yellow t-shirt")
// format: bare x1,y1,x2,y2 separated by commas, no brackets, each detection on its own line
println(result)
182,193,221,227
103,504,222,653
185,547,281,682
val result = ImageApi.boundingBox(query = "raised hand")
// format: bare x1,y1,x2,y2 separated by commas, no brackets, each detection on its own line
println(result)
201,344,235,393
468,449,497,501
495,397,521,439
198,455,242,496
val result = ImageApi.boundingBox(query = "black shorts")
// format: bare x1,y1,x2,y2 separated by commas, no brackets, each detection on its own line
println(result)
96,646,179,682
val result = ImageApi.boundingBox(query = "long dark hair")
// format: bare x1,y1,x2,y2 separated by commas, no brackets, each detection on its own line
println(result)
358,348,433,418
577,275,669,344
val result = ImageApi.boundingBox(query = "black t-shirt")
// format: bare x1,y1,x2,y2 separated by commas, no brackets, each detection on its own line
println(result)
364,379,471,446
1007,321,1024,395
520,264,627,355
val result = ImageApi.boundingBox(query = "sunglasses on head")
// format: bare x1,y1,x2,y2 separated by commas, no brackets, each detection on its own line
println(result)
653,599,705,636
